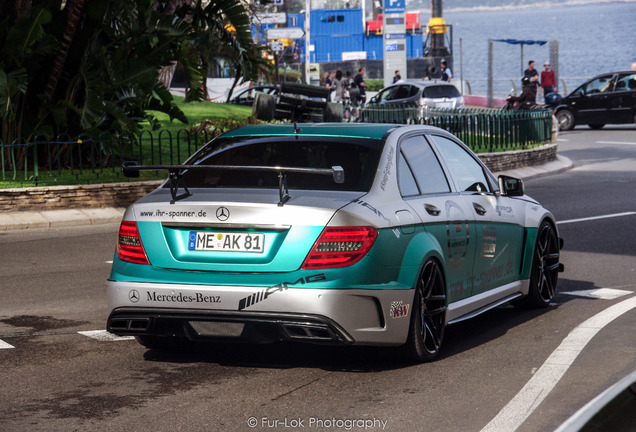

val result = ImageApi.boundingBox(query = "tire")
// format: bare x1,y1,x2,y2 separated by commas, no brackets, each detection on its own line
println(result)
514,220,560,309
323,102,343,122
135,335,191,351
588,124,605,130
402,259,447,362
252,92,275,121
556,109,575,131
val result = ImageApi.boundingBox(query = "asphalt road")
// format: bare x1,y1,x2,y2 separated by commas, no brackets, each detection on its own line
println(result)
1,125,635,432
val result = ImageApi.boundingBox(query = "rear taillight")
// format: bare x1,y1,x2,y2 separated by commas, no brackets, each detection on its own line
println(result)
301,227,378,269
117,221,149,265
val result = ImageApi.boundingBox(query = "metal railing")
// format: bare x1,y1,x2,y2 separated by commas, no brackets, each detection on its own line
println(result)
2,107,553,186
355,103,553,152
1,129,218,187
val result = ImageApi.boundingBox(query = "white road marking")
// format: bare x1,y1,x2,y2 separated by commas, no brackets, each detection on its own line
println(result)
561,288,633,300
105,260,113,264
78,330,134,342
596,141,636,146
0,339,15,349
481,295,636,432
557,211,636,225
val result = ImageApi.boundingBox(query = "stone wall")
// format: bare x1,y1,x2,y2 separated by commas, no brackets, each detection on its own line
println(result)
479,144,558,173
0,144,557,212
0,181,162,212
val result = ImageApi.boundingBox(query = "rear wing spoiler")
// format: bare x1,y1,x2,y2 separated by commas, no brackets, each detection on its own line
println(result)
122,161,345,206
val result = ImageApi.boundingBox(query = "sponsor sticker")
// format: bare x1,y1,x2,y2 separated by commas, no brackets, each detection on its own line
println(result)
389,301,409,319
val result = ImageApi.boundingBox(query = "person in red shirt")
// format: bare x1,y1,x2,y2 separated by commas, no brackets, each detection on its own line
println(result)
540,61,557,102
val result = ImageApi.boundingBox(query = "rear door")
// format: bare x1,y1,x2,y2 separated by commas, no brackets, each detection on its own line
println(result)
397,134,477,303
611,72,636,123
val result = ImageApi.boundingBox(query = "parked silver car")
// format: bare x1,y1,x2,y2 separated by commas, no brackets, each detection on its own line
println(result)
367,81,465,110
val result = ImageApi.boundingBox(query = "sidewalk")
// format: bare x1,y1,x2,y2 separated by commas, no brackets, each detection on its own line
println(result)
0,156,572,232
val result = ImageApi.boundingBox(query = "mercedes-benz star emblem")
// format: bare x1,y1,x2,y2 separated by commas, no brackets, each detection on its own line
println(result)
216,207,230,221
129,290,140,303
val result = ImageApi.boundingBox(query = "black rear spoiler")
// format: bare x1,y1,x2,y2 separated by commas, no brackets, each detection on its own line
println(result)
122,161,345,206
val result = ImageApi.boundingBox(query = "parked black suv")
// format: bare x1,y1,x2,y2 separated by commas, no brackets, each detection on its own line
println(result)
554,71,636,130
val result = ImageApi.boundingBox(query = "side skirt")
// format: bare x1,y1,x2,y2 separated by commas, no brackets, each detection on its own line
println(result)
446,280,529,325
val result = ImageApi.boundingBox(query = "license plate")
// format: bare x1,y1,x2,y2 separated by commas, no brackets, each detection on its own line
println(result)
188,231,265,253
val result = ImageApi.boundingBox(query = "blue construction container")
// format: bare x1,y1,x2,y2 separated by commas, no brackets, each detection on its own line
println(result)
312,34,364,63
365,35,383,61
250,9,423,64
310,9,363,36
408,33,424,58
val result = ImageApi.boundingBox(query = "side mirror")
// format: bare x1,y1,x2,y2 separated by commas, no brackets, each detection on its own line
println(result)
370,96,378,103
498,175,524,196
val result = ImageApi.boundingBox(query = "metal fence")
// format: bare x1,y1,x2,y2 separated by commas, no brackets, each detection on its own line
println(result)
1,129,218,187
355,104,553,152
1,107,553,186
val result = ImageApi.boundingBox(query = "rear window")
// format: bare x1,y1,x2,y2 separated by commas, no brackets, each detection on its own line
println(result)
171,136,383,192
423,85,460,98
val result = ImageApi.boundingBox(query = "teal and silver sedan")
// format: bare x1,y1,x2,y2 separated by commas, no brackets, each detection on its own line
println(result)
107,123,563,362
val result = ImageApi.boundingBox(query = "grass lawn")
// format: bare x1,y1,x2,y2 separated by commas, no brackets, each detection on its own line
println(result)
143,97,253,137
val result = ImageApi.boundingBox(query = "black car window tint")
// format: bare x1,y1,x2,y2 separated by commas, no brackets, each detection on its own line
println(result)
177,137,383,192
386,87,400,101
616,73,636,91
430,135,491,193
424,85,460,98
396,85,411,99
399,135,450,195
397,151,420,197
409,86,420,98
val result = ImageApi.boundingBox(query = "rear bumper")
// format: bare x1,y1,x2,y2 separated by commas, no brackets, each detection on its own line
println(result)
107,281,414,346
108,308,354,345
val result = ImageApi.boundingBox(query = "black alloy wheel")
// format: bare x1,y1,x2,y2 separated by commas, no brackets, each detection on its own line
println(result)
516,220,560,308
403,259,447,362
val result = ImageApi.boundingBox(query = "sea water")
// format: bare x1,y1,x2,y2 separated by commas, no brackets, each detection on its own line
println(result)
442,1,636,96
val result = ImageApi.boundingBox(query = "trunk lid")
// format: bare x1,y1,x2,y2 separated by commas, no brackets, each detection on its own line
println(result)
131,188,364,273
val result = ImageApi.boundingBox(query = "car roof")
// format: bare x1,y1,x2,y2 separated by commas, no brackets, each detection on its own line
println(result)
220,123,402,140
586,71,635,79
386,80,454,88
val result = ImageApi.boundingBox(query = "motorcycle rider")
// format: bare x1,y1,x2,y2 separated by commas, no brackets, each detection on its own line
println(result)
506,76,538,110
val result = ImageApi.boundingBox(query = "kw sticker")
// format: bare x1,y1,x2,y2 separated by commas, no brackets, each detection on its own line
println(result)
389,301,410,319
